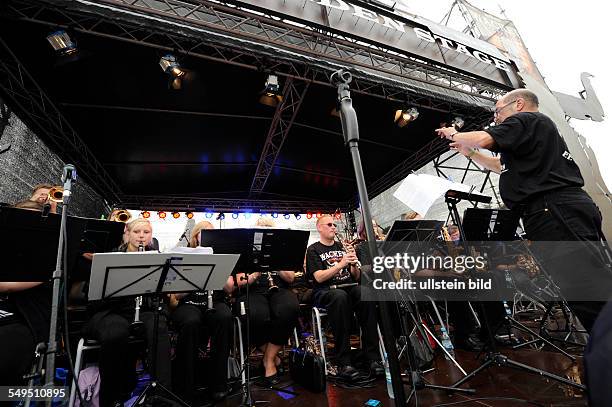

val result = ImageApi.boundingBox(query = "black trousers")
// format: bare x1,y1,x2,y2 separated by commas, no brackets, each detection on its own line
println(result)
238,288,299,347
171,301,232,401
314,285,379,366
521,187,607,333
84,308,171,406
0,322,36,385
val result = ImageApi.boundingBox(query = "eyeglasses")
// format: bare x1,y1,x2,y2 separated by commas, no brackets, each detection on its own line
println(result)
493,99,518,116
325,223,337,228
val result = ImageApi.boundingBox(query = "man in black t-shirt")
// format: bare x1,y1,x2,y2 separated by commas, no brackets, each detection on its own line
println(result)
435,88,608,333
305,215,383,380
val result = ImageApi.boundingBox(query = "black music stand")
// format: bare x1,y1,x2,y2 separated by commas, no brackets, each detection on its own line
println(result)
449,206,585,391
89,251,239,407
199,228,309,407
462,208,520,241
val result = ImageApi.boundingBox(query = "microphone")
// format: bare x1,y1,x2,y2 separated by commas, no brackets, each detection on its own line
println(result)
61,164,77,204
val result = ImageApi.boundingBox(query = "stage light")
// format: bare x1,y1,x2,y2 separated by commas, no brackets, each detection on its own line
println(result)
158,211,167,219
334,212,342,220
294,214,302,220
284,214,291,219
205,212,213,219
244,213,252,219
306,212,313,219
271,213,279,218
171,211,180,219
259,74,282,107
217,213,225,220
394,107,419,128
316,212,322,219
452,116,465,130
185,211,194,219
46,30,77,56
141,211,151,218
232,213,239,219
159,54,185,78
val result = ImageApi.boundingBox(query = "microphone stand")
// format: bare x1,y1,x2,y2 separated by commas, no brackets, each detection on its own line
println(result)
45,164,77,396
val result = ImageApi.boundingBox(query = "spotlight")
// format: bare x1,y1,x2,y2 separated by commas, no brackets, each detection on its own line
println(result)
334,212,342,220
271,213,279,218
452,116,465,130
217,213,225,220
141,211,151,219
205,212,213,219
284,214,291,219
159,54,185,78
244,213,252,219
232,213,239,219
158,211,167,219
185,211,194,219
294,214,302,220
259,74,282,107
171,211,180,219
46,30,77,56
316,212,323,219
306,212,313,219
394,107,419,128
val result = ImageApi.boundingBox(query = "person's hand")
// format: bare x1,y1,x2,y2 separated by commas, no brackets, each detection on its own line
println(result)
450,143,474,157
82,252,94,261
435,126,457,140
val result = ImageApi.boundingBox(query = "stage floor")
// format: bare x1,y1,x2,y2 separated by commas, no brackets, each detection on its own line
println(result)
218,347,587,407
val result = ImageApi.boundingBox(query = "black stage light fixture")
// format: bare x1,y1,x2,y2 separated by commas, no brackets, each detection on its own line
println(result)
394,107,419,128
259,74,282,107
46,30,78,56
159,54,185,90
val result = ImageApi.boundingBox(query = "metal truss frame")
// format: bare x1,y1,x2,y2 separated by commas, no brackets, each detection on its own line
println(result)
118,194,349,213
249,77,310,196
0,36,122,201
3,0,508,105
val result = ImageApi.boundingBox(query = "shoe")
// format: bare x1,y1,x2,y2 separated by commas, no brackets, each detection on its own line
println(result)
256,372,281,387
455,334,485,352
337,364,360,381
369,360,385,377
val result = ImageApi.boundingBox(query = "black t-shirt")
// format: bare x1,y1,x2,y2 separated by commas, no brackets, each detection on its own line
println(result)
306,241,355,292
0,283,51,343
484,112,584,208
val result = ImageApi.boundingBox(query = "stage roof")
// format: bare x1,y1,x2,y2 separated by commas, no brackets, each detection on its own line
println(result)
0,0,504,212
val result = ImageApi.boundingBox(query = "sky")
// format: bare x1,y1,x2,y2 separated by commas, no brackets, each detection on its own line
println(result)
398,0,611,189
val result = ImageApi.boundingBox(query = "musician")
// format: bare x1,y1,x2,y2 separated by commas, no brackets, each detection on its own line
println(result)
436,88,607,332
227,217,299,386
0,201,51,385
29,183,57,214
83,218,171,407
169,220,234,403
305,215,383,380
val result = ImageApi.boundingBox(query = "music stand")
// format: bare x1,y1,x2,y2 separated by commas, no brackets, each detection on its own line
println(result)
199,228,309,407
462,208,520,241
89,251,239,406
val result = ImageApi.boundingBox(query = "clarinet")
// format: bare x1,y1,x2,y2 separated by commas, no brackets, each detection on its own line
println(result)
131,243,145,330
266,271,279,293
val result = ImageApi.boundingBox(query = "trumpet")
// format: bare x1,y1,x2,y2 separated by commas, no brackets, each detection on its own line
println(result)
48,186,64,203
110,209,132,223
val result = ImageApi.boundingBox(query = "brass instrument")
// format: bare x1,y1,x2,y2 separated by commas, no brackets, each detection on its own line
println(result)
48,186,64,203
111,209,132,223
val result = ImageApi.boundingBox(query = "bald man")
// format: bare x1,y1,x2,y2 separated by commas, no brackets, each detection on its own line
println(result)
436,89,608,333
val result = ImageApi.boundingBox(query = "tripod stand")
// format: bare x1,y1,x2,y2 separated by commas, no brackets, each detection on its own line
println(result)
445,197,586,391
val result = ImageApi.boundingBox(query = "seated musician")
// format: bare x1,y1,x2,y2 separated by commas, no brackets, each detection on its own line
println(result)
305,215,384,380
0,201,51,385
83,218,171,407
169,220,234,403
29,183,57,214
227,218,299,387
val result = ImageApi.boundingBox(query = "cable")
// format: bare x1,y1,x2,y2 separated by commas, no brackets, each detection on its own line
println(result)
432,397,546,407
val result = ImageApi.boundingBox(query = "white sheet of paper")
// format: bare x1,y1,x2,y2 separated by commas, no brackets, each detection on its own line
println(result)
393,174,487,216
167,246,214,254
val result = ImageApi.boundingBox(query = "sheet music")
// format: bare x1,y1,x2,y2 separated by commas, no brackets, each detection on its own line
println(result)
393,174,487,216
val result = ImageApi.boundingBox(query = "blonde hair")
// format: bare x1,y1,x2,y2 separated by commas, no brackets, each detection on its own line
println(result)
126,218,152,232
255,218,275,227
189,221,214,248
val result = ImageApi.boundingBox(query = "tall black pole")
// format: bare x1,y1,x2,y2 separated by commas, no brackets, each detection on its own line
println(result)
333,70,406,405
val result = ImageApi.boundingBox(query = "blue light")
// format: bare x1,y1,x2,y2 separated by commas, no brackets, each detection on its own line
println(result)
232,213,239,219
271,213,278,218
295,214,302,220
284,214,291,219
205,212,213,219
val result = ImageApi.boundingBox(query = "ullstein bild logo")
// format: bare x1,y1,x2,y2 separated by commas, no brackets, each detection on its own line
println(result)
309,0,511,72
